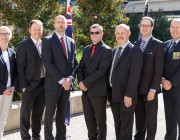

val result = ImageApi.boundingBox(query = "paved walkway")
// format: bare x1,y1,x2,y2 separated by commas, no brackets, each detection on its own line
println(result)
4,94,166,140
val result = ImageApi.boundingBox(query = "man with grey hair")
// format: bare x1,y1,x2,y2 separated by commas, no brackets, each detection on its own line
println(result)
162,19,180,140
78,24,112,140
16,19,46,140
109,24,143,140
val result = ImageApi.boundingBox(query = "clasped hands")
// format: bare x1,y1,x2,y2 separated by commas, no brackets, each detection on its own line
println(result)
62,77,72,91
78,81,87,91
162,78,172,91
3,86,15,96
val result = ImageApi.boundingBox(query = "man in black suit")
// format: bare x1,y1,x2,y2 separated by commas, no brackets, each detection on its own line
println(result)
109,24,143,140
16,20,46,140
134,17,165,140
162,19,180,140
42,15,78,140
78,24,112,140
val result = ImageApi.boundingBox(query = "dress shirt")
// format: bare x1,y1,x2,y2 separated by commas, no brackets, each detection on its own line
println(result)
2,51,11,88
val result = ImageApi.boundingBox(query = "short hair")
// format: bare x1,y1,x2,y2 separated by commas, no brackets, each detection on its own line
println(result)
29,19,43,29
140,16,154,27
90,24,103,32
0,26,12,39
171,19,180,26
54,15,67,23
115,24,130,32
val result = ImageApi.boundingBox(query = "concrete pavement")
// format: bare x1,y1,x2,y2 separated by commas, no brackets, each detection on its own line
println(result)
4,94,166,140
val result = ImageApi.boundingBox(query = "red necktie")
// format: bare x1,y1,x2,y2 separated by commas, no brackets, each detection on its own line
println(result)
90,46,96,57
60,38,67,58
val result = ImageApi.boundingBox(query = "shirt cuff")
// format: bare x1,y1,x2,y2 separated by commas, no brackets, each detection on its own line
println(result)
150,88,156,93
58,78,64,84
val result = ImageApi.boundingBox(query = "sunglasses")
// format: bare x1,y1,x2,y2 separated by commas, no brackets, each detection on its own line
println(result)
90,31,101,35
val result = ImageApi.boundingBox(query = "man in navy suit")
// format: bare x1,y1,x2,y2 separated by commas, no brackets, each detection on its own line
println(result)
78,24,112,140
42,15,78,140
109,24,143,140
134,17,165,140
16,20,46,140
162,19,180,140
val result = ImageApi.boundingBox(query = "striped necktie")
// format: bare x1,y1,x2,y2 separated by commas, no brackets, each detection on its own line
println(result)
169,41,176,54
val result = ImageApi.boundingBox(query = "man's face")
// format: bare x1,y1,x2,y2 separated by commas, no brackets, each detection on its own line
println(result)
90,28,103,44
170,21,180,41
0,28,11,44
140,19,154,38
29,23,43,41
54,16,67,34
115,27,130,46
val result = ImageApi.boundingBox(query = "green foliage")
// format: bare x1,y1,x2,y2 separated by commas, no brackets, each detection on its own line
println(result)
128,10,171,43
0,0,64,46
73,0,129,48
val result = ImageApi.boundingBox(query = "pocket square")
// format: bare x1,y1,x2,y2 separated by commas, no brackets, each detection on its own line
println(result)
146,52,152,55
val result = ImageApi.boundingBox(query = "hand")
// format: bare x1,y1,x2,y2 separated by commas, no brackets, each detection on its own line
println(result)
78,81,87,91
62,77,72,91
147,90,155,101
124,96,132,107
162,80,172,90
3,87,14,96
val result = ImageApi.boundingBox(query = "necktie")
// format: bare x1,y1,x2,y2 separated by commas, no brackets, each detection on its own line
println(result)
36,42,45,78
60,37,67,58
169,41,176,54
113,47,122,68
90,45,96,57
140,40,146,52
109,47,122,86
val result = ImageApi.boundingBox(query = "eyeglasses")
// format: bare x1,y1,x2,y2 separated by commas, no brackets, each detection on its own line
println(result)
90,31,101,35
0,33,10,37
139,24,152,28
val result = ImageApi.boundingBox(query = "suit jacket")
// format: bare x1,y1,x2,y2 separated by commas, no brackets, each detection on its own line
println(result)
111,43,143,103
16,38,47,93
42,33,78,91
163,39,180,96
134,36,165,95
77,41,112,97
0,47,17,95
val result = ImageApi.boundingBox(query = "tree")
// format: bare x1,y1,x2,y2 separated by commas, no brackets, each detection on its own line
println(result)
73,0,129,48
0,0,64,47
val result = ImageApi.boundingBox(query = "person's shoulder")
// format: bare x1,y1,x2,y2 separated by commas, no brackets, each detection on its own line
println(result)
164,39,172,44
66,36,75,43
152,36,163,44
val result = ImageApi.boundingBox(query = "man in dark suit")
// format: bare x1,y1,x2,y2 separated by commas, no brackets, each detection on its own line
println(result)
42,15,78,140
134,17,165,140
162,19,180,140
78,24,112,140
109,24,143,140
16,20,46,140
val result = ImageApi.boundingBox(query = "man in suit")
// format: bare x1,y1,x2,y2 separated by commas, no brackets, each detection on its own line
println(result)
78,24,112,140
42,15,78,140
16,20,46,140
134,16,165,140
162,19,180,140
109,24,143,140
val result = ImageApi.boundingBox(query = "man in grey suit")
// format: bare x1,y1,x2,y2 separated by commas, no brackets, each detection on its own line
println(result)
78,24,112,140
162,19,180,140
42,15,78,140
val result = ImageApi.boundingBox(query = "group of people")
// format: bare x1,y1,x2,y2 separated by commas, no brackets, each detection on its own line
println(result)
0,14,179,140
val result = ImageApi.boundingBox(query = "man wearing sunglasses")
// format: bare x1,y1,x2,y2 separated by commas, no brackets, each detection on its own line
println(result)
78,24,112,140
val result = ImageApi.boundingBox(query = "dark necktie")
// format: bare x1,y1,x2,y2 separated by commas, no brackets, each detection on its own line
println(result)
90,45,96,57
169,41,176,54
113,47,122,68
60,37,67,58
140,40,146,52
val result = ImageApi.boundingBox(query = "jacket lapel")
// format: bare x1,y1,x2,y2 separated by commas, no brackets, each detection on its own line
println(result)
143,37,153,53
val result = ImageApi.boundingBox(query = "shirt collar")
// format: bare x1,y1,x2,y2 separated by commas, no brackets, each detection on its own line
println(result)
119,40,130,49
31,37,42,45
173,38,180,44
142,35,152,43
92,40,103,48
55,31,66,40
